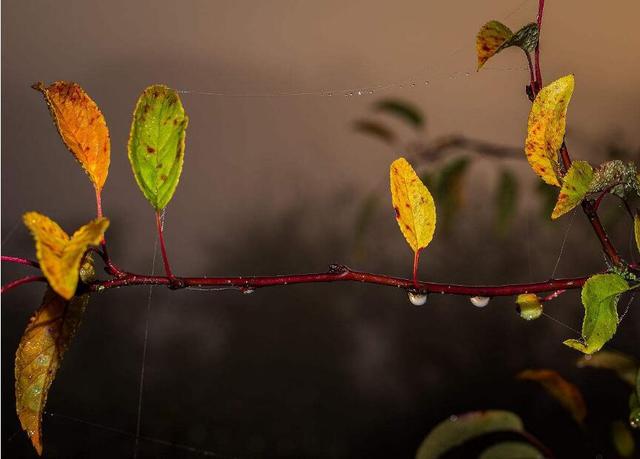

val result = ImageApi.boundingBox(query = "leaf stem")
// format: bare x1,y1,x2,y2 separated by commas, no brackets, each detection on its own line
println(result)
412,250,420,288
533,0,545,92
1,255,40,269
1,275,47,294
95,188,103,219
155,210,174,280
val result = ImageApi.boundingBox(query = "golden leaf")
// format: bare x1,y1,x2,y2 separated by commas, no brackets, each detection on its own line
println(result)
476,21,513,70
15,288,89,455
33,81,110,192
634,212,640,255
390,157,436,253
517,369,587,425
525,75,575,187
23,212,109,299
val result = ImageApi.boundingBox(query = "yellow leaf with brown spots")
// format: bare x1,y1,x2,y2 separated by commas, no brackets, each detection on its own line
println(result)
23,212,109,299
551,160,593,219
518,369,587,425
390,157,436,253
525,75,575,186
33,81,110,193
476,21,513,70
634,212,640,255
15,287,89,456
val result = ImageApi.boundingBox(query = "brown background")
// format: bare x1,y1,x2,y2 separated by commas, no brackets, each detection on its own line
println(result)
2,0,640,457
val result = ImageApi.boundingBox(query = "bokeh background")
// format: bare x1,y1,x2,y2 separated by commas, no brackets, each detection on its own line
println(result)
2,0,640,457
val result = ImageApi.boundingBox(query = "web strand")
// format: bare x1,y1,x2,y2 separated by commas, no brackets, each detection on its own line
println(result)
550,209,577,279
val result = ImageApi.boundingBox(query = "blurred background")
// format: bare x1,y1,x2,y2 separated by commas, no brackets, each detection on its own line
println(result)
2,0,640,457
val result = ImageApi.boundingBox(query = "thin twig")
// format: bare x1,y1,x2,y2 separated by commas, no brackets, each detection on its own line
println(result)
1,275,47,294
1,255,40,269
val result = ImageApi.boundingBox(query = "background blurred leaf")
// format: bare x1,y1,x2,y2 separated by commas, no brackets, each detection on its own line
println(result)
375,99,424,129
517,369,587,425
495,169,518,235
353,120,396,145
577,350,638,387
611,420,635,457
436,157,470,230
479,441,542,459
416,410,526,459
536,181,558,220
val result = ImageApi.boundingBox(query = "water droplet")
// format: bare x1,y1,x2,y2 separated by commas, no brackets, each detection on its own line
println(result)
424,81,430,86
408,292,427,306
357,90,362,96
326,92,333,97
368,90,374,95
465,72,471,77
470,296,490,307
242,288,255,295
449,415,458,422
411,82,416,87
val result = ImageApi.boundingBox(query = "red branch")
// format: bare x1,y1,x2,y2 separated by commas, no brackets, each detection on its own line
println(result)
1,275,47,294
87,265,587,297
1,255,40,269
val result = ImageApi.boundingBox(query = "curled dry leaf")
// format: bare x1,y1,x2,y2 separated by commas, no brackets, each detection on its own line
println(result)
551,160,593,219
32,81,110,193
23,212,109,299
516,294,543,320
517,369,587,425
525,75,575,187
128,84,189,211
15,285,91,455
476,21,513,70
390,157,436,254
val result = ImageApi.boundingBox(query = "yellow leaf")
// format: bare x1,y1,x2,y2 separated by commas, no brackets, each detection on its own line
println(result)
525,75,575,187
517,369,587,425
634,213,640,255
15,287,89,456
33,81,110,193
390,158,436,253
23,212,109,299
476,21,513,70
551,160,593,219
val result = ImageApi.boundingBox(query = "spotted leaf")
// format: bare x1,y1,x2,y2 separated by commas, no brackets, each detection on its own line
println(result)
476,21,513,70
525,75,575,186
128,84,188,211
33,81,110,193
390,157,436,254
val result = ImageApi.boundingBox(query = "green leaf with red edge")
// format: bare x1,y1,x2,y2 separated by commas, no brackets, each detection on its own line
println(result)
517,369,587,425
551,160,593,219
128,84,189,211
564,273,629,354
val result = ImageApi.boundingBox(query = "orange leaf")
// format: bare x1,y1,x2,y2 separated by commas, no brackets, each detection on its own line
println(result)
15,288,89,455
33,81,110,193
476,21,513,70
518,369,587,425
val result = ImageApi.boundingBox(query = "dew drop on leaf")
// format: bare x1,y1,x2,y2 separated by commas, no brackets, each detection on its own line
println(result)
408,292,427,306
470,296,490,307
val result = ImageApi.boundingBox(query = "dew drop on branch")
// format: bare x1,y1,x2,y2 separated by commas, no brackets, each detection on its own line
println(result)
470,296,490,307
408,292,427,306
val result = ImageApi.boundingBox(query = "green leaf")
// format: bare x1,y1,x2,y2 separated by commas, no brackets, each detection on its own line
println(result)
563,274,629,354
353,120,396,145
128,84,189,211
495,169,518,235
497,23,539,54
375,99,424,129
416,410,524,459
612,420,635,457
576,350,638,387
551,161,593,219
479,442,543,459
631,371,640,429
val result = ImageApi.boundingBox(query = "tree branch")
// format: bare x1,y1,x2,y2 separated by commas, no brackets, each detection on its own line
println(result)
87,264,588,297
1,275,47,294
1,255,40,269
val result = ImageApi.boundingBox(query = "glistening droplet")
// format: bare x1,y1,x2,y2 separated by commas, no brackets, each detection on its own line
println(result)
470,296,490,307
408,292,427,306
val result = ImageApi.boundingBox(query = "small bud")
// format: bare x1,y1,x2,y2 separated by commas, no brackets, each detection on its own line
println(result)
516,293,543,320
